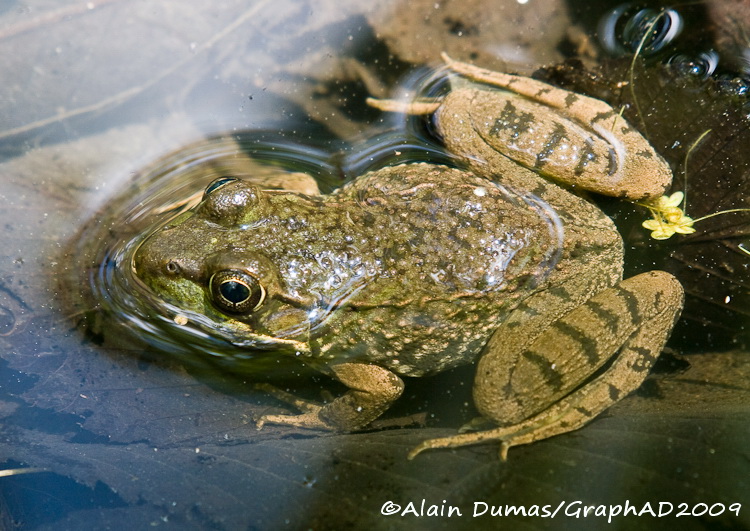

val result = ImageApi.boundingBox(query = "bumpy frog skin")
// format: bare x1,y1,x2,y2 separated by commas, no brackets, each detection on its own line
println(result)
134,56,684,460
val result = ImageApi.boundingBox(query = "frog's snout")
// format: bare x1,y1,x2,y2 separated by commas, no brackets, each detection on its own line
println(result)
133,231,186,282
132,234,163,280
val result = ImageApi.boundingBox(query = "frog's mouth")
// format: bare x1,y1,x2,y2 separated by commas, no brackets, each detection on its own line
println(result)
161,302,313,355
226,332,312,354
130,264,312,355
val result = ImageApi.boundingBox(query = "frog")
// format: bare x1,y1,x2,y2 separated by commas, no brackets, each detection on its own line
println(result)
132,55,684,460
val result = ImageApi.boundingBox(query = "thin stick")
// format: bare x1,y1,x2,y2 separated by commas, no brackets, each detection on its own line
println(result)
681,128,712,214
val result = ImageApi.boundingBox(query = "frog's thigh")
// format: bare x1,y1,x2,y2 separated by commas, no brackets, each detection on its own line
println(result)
410,271,683,459
442,53,616,121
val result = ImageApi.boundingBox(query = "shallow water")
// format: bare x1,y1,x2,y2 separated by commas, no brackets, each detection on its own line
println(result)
1,1,749,529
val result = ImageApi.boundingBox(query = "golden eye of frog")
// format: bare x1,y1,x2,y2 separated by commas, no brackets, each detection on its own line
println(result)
133,56,684,460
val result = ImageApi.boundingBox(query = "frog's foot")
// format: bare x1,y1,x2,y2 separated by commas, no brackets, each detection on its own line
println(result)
255,363,405,433
409,427,521,461
410,378,626,460
253,383,331,431
410,388,616,461
366,97,441,115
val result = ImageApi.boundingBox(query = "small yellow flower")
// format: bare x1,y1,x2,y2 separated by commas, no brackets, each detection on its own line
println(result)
652,191,684,210
671,216,697,235
641,192,696,240
642,218,675,240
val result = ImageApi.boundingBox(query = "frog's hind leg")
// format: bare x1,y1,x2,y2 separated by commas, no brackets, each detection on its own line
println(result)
441,53,618,123
441,53,672,201
409,270,683,460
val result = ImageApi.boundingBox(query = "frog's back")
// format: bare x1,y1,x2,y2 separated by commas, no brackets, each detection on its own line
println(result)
311,164,564,375
332,163,561,303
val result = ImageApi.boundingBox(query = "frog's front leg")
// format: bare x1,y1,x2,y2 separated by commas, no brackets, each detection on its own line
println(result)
256,362,404,431
410,271,683,460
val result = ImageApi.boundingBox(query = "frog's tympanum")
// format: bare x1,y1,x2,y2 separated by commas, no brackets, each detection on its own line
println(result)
134,56,684,459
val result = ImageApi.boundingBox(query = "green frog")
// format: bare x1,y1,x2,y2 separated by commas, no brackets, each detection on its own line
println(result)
133,56,684,459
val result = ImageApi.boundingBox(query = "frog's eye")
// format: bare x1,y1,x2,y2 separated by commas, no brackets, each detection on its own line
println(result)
203,176,239,198
209,269,266,314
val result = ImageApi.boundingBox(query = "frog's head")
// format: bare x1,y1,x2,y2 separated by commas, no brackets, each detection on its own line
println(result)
132,177,324,351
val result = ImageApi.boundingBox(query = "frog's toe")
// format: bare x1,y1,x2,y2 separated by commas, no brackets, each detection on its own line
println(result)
408,428,517,460
254,383,331,430
457,416,494,434
253,383,323,413
255,411,328,431
366,97,441,115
